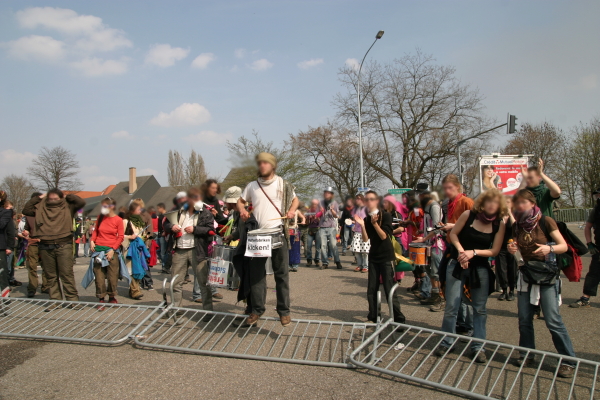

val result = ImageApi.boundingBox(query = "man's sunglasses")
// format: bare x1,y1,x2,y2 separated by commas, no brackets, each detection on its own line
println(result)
365,197,378,202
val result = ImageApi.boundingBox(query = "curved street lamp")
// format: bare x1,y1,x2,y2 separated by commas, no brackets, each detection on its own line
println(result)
357,30,384,190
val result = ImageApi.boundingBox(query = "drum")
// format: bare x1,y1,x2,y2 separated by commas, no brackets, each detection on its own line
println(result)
212,244,236,262
247,228,284,249
409,242,431,267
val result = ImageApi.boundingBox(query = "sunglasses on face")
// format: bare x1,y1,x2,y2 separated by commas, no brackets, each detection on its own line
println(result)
365,197,378,202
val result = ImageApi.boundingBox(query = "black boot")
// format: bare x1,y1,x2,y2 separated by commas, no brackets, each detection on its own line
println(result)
336,262,343,269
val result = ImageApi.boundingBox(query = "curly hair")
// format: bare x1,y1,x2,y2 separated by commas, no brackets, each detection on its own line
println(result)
473,188,508,219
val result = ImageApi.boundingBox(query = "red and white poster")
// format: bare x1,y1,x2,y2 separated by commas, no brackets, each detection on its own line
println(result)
479,156,529,195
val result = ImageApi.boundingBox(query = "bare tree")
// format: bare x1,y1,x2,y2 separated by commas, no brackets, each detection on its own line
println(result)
334,50,491,189
186,150,207,188
287,122,385,197
167,150,186,191
27,146,82,190
226,131,313,199
501,122,565,177
570,118,600,207
0,174,36,213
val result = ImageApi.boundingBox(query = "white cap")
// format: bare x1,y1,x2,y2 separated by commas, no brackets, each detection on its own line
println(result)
176,191,187,200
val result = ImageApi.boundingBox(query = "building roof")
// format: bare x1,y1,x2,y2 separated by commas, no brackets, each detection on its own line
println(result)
83,175,163,216
64,190,104,199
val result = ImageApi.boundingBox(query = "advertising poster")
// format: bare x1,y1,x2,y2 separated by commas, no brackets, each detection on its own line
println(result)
479,156,529,195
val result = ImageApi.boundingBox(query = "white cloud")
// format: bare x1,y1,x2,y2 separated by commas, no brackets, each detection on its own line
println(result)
234,48,246,59
150,103,211,127
297,58,324,69
0,149,37,176
138,168,158,176
70,57,128,76
191,52,216,69
111,130,134,140
248,58,273,71
230,65,239,73
578,74,597,91
183,131,233,146
5,35,66,62
16,7,132,52
145,44,189,67
345,58,360,70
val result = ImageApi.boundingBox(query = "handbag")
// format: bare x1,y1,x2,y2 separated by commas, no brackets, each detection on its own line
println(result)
389,235,404,263
395,255,415,272
521,260,559,286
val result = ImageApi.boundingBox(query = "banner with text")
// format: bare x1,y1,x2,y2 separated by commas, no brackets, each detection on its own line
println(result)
245,235,272,258
479,156,529,195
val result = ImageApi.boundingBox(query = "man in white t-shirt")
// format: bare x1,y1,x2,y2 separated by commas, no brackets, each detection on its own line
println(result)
238,152,298,327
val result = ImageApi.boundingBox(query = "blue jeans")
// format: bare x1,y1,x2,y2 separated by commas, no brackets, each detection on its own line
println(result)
458,302,474,330
517,280,576,365
319,227,340,265
157,236,168,267
441,261,489,351
343,226,352,249
356,252,368,270
306,230,321,262
84,242,90,257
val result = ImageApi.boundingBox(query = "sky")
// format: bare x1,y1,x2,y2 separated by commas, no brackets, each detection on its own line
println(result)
0,0,599,190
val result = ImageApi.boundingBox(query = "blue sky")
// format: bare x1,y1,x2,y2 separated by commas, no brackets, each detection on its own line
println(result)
1,1,598,190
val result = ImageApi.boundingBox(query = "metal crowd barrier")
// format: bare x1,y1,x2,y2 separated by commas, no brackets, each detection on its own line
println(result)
554,208,593,223
2,279,600,399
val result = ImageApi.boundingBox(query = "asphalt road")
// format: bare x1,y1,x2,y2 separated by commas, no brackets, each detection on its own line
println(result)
1,223,598,400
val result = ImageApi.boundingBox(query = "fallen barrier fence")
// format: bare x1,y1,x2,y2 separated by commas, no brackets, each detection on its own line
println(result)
1,279,599,400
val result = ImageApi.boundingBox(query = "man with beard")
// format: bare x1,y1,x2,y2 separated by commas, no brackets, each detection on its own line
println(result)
570,188,600,308
237,152,299,327
22,189,86,308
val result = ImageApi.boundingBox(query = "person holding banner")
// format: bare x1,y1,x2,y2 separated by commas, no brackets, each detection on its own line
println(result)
238,152,299,327
163,187,215,313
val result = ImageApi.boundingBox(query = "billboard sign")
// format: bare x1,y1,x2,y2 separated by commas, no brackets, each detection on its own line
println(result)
387,188,411,195
479,156,529,195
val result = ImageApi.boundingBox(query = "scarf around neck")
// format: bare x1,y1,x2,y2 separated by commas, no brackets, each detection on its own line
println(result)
35,198,72,241
476,212,497,224
515,206,541,232
448,193,466,221
129,214,145,229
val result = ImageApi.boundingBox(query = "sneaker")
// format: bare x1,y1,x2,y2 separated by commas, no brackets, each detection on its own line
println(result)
471,350,487,364
146,285,154,291
291,267,298,272
498,292,507,301
361,268,368,273
306,260,312,266
533,308,541,319
44,304,60,312
434,345,452,357
407,281,419,293
160,269,170,274
314,261,320,267
9,280,22,287
27,291,35,298
429,297,446,312
569,296,590,308
108,297,118,304
97,299,106,311
420,294,440,305
194,298,202,303
213,293,223,300
320,264,328,270
515,357,535,368
506,291,515,301
557,364,575,378
336,262,343,269
354,267,362,272
245,313,261,327
280,315,292,327
351,259,357,265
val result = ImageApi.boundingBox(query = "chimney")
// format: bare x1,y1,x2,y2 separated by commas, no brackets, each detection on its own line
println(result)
128,167,137,194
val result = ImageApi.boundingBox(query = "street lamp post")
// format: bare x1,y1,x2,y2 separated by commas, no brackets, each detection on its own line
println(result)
357,30,384,190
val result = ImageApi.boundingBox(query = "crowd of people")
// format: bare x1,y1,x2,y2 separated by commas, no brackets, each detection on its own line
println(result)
1,155,599,380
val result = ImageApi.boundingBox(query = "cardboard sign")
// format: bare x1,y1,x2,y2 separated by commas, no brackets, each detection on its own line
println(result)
208,259,229,287
245,235,272,258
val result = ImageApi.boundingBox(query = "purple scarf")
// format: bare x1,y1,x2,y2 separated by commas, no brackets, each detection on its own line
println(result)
515,206,541,232
476,212,497,224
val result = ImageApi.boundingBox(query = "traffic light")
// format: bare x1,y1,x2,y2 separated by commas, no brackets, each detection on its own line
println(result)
508,114,518,134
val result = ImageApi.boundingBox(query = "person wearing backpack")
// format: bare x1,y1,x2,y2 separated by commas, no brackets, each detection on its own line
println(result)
570,188,600,308
507,189,576,378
